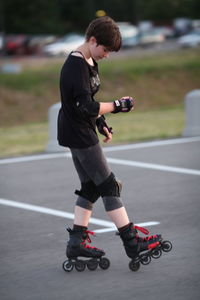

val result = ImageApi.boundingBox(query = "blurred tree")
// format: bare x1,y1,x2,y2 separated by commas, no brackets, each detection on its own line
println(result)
2,0,62,34
60,0,96,32
1,0,200,34
93,0,137,23
139,0,200,21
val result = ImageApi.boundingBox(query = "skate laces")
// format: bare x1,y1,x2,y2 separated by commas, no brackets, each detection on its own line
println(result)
81,230,101,251
134,225,150,235
84,230,95,243
134,225,159,242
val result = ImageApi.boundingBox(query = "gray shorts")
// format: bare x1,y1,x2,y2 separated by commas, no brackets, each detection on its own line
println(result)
70,142,111,185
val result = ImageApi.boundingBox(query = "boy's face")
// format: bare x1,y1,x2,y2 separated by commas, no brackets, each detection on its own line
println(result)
89,37,110,60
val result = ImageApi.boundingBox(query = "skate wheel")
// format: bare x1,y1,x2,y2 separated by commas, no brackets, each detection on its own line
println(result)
140,254,151,265
151,249,162,259
62,260,74,272
162,241,172,252
87,259,98,271
99,257,110,270
129,260,140,272
75,260,86,272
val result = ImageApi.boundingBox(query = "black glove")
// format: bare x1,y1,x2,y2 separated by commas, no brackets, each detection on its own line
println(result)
112,96,134,113
96,115,113,137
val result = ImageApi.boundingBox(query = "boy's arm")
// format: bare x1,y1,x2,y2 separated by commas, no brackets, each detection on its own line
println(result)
98,102,114,115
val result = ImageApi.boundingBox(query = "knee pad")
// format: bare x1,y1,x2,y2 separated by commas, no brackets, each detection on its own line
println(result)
75,180,100,204
97,172,122,197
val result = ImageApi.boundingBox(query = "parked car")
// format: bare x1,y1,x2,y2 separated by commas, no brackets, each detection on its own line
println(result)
139,29,165,46
173,18,192,36
0,32,4,53
5,34,29,55
117,22,139,47
178,29,200,47
153,26,175,39
138,21,153,33
42,33,85,56
27,35,57,55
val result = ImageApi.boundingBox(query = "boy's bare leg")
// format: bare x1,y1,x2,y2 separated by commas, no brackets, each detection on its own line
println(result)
107,207,130,228
74,205,129,229
74,205,92,227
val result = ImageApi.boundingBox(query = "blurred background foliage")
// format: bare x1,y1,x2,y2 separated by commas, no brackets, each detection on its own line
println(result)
1,0,200,34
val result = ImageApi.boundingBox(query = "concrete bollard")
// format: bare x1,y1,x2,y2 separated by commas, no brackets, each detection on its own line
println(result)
46,102,66,152
183,89,200,137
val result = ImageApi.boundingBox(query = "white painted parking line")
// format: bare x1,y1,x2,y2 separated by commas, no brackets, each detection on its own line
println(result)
0,152,70,165
104,136,200,152
0,198,160,234
107,157,200,176
93,222,160,234
0,198,113,227
0,136,199,165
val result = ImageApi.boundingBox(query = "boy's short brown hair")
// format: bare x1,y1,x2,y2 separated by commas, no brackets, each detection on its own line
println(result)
85,16,122,52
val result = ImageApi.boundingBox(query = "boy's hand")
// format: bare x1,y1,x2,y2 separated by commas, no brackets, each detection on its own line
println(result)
102,127,112,143
96,115,113,143
112,96,134,113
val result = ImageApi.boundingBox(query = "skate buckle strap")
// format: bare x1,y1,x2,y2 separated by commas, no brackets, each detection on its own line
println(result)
134,225,150,235
148,241,160,249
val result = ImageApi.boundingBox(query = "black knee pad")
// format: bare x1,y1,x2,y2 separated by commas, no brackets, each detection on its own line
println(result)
97,172,122,197
75,180,100,204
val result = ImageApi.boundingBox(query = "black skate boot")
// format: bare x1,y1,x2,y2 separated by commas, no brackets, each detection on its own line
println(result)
118,223,172,272
62,228,110,272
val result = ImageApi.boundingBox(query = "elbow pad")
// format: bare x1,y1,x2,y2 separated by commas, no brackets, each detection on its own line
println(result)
76,100,100,118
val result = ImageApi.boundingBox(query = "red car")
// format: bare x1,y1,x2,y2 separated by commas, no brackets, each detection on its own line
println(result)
5,35,30,55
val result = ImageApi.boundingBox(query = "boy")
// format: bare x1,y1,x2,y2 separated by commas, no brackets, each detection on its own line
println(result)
58,16,165,272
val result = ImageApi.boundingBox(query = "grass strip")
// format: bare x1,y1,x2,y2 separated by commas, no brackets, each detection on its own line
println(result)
0,106,184,158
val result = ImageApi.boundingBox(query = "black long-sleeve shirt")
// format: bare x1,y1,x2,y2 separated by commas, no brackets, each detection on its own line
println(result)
57,53,100,148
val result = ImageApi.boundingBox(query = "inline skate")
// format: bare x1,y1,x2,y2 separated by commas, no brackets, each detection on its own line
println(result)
63,228,110,272
118,223,172,272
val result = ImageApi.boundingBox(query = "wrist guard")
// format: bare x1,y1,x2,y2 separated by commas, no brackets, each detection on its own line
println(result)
96,115,113,137
112,97,134,113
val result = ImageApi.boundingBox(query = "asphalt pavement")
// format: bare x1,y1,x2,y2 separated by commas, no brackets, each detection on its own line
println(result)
0,136,200,300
